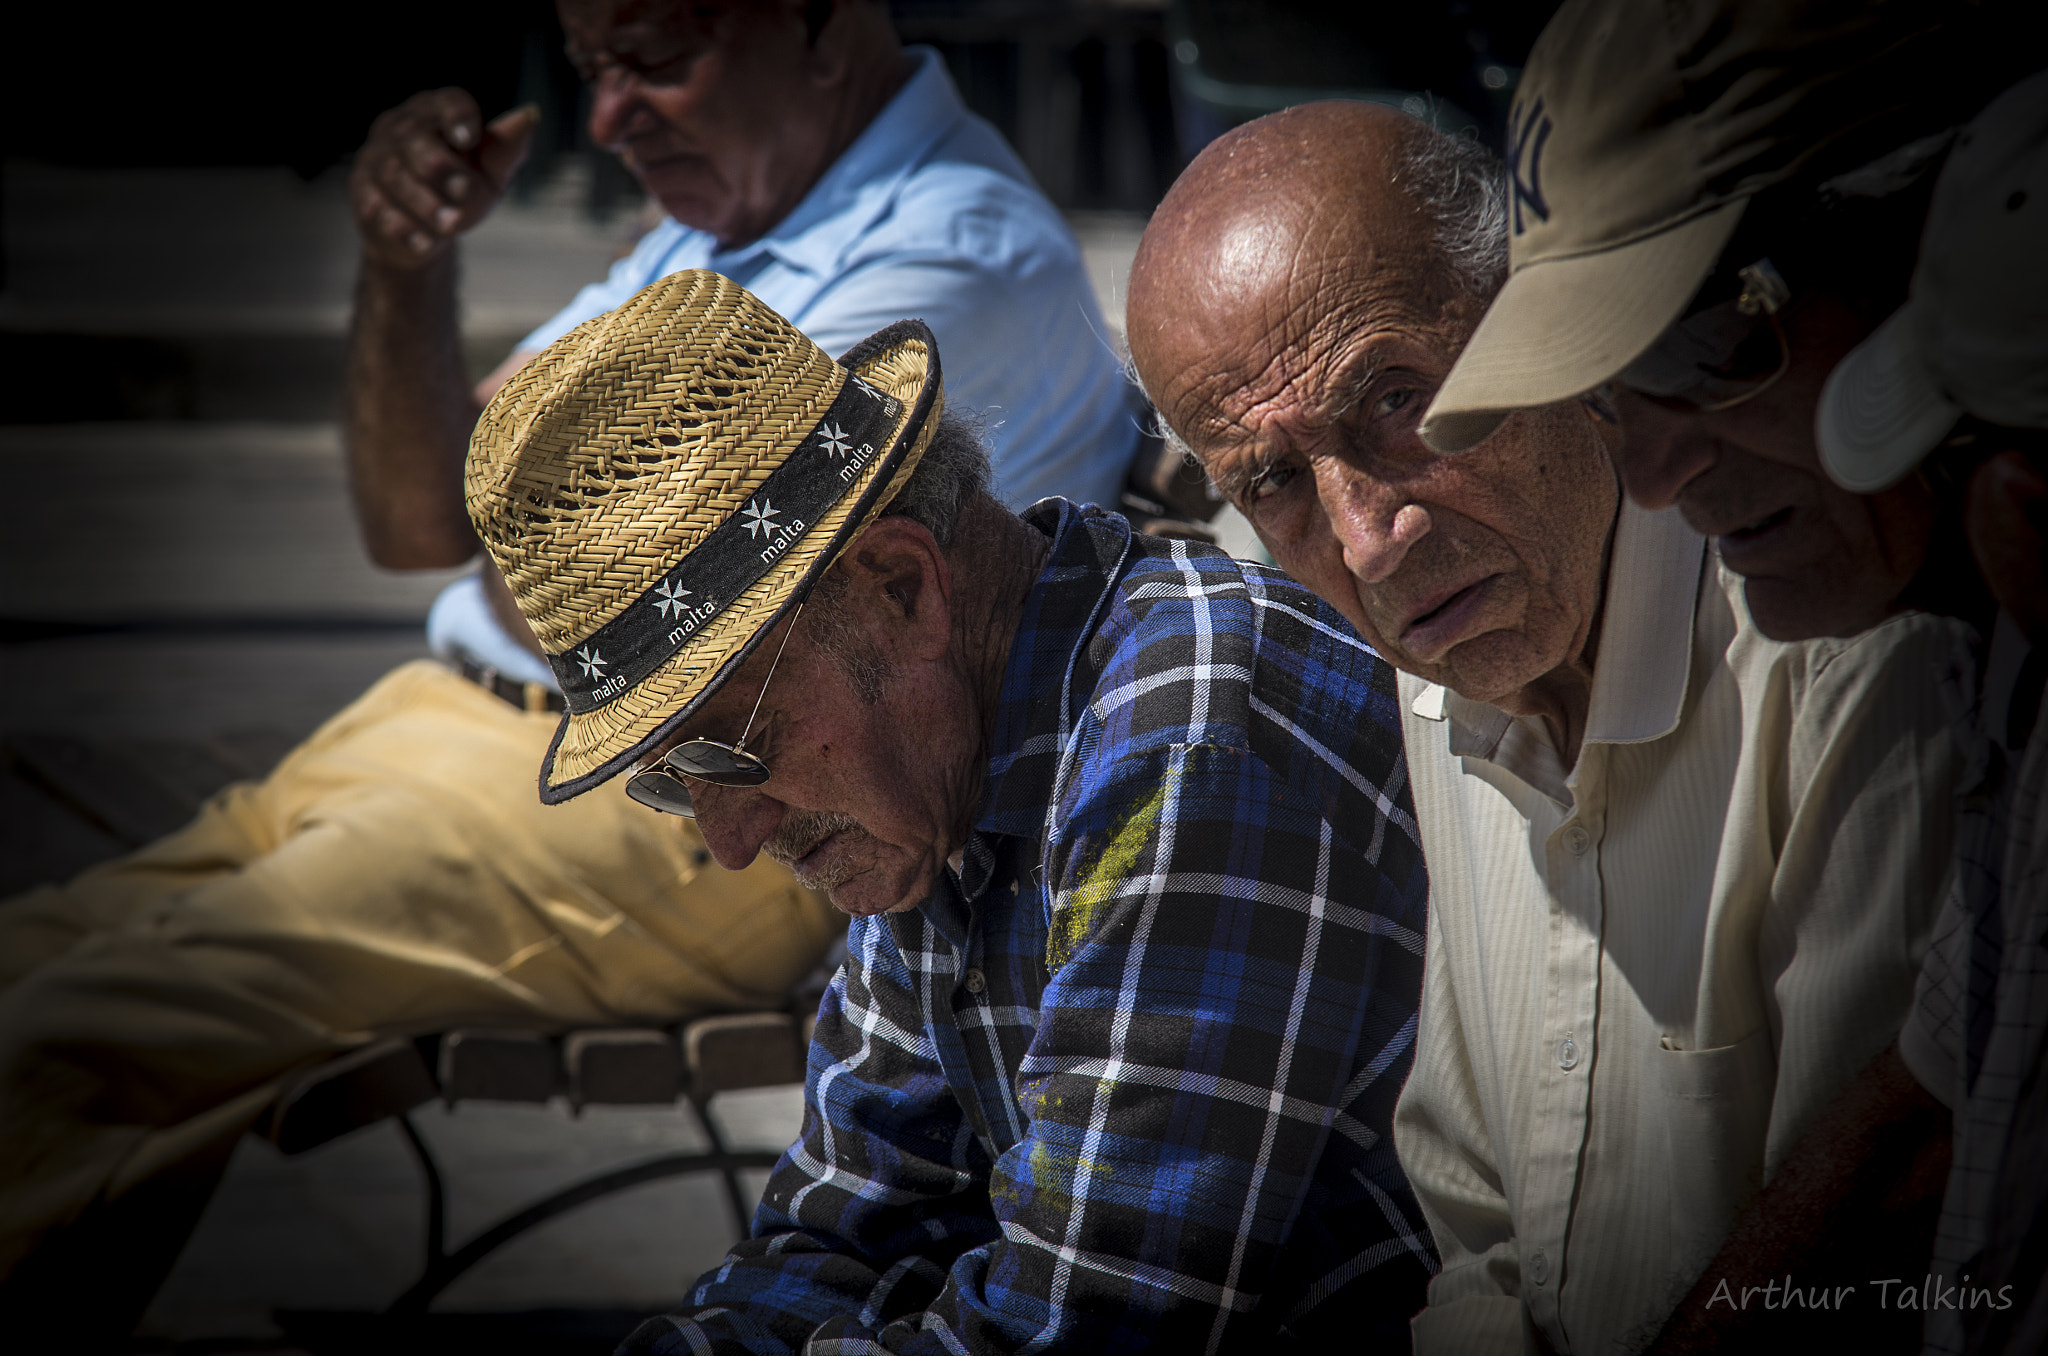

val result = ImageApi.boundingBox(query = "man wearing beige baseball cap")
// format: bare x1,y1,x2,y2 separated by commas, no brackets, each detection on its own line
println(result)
1649,72,2048,1356
1421,0,2025,644
465,269,1440,1348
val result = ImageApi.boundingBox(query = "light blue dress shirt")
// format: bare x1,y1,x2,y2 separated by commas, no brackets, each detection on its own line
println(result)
518,47,1136,511
434,47,1138,682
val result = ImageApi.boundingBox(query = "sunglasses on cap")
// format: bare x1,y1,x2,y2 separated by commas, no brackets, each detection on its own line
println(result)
1615,259,1794,412
623,600,804,819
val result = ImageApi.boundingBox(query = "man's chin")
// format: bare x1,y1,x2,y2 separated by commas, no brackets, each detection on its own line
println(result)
629,159,733,236
824,886,923,918
1739,574,1890,643
817,864,937,919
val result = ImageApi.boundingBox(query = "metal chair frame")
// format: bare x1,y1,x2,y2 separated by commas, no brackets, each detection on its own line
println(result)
260,1013,807,1318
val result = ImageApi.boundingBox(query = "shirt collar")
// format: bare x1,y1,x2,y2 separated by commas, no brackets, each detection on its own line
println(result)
707,47,966,279
1416,501,1707,783
971,499,1133,854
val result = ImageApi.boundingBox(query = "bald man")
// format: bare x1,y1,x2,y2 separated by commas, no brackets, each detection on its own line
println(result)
1127,101,1969,1354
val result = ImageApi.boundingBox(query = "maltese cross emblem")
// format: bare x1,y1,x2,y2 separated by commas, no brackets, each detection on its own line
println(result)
814,421,852,458
739,497,781,540
575,646,607,680
652,578,692,618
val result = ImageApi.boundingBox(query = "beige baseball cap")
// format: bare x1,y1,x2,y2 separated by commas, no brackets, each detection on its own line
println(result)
1420,0,1959,453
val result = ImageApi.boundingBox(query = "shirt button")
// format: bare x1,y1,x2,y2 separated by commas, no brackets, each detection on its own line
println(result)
963,968,987,995
1529,1248,1550,1286
1565,825,1591,855
1556,1034,1580,1071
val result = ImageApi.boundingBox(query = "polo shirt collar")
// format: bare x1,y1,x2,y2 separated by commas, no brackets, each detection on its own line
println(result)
1419,501,1706,784
707,47,965,279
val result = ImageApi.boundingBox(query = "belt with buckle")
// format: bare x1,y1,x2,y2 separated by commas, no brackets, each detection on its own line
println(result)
456,659,567,714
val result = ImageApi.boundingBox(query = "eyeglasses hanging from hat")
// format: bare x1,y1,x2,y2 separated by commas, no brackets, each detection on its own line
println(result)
624,601,806,818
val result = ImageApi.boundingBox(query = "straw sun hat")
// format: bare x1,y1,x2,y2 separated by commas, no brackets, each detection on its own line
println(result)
466,270,941,803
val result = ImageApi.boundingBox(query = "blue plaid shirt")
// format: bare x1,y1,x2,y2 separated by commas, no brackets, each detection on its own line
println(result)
622,501,1433,1354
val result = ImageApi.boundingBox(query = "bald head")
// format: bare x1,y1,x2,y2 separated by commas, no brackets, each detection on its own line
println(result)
1128,103,1495,427
1126,101,1621,729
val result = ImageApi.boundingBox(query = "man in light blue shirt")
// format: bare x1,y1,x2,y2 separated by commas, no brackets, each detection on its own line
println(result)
417,37,1135,681
350,6,1137,681
521,45,1132,513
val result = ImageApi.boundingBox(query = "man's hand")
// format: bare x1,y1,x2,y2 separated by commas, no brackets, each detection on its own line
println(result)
345,91,539,568
350,90,538,269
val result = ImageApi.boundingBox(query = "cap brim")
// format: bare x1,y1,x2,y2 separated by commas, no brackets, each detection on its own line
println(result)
536,320,942,803
1816,306,1958,494
1421,200,1749,452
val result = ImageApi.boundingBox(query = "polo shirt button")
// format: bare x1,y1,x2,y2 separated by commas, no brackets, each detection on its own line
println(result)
1565,824,1591,855
1529,1248,1550,1286
1557,1034,1580,1071
963,968,987,995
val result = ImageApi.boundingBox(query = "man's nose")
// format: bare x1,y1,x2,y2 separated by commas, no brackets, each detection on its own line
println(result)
1612,392,1719,511
688,783,784,872
585,73,646,153
1318,461,1430,585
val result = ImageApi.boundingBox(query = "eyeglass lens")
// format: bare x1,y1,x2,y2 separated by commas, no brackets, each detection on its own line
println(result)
1617,299,1787,408
664,740,772,784
626,769,699,816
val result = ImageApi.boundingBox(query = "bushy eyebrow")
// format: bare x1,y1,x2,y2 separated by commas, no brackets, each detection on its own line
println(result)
1325,353,1387,423
1204,446,1266,505
1200,351,1392,505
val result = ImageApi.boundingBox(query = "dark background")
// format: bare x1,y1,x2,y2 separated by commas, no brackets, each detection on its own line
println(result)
3,0,1556,208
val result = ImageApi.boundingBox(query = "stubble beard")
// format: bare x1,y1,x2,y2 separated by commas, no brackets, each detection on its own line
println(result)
763,806,869,892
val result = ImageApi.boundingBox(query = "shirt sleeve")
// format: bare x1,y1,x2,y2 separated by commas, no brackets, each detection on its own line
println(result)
788,248,1138,513
1760,611,1972,1171
1392,892,1529,1355
516,220,692,354
896,741,1431,1352
1899,867,1969,1110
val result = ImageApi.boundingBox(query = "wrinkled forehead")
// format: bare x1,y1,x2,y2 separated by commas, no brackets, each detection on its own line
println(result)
1167,282,1473,452
1140,209,1466,429
557,0,714,53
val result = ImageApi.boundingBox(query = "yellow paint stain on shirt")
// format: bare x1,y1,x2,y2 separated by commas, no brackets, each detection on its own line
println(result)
993,1125,1117,1219
1046,773,1171,973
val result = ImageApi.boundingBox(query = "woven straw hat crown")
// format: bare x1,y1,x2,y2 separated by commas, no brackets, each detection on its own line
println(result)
467,270,938,801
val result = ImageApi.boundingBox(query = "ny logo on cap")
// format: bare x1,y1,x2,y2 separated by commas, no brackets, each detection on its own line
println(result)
1509,97,1553,235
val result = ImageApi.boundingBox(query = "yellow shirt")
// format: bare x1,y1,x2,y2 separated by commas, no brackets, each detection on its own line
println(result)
1394,502,1970,1354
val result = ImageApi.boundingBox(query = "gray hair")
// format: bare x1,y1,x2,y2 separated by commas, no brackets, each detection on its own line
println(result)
1399,125,1509,300
873,405,991,547
803,406,993,701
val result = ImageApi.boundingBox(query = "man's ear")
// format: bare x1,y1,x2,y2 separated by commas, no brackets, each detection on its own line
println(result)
839,517,953,660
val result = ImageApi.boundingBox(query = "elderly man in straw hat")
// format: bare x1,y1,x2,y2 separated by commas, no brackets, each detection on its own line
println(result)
1122,86,1973,1356
0,1,1147,1337
466,268,1437,1349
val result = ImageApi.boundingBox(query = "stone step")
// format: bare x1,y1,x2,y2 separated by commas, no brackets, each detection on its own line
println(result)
0,421,465,622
